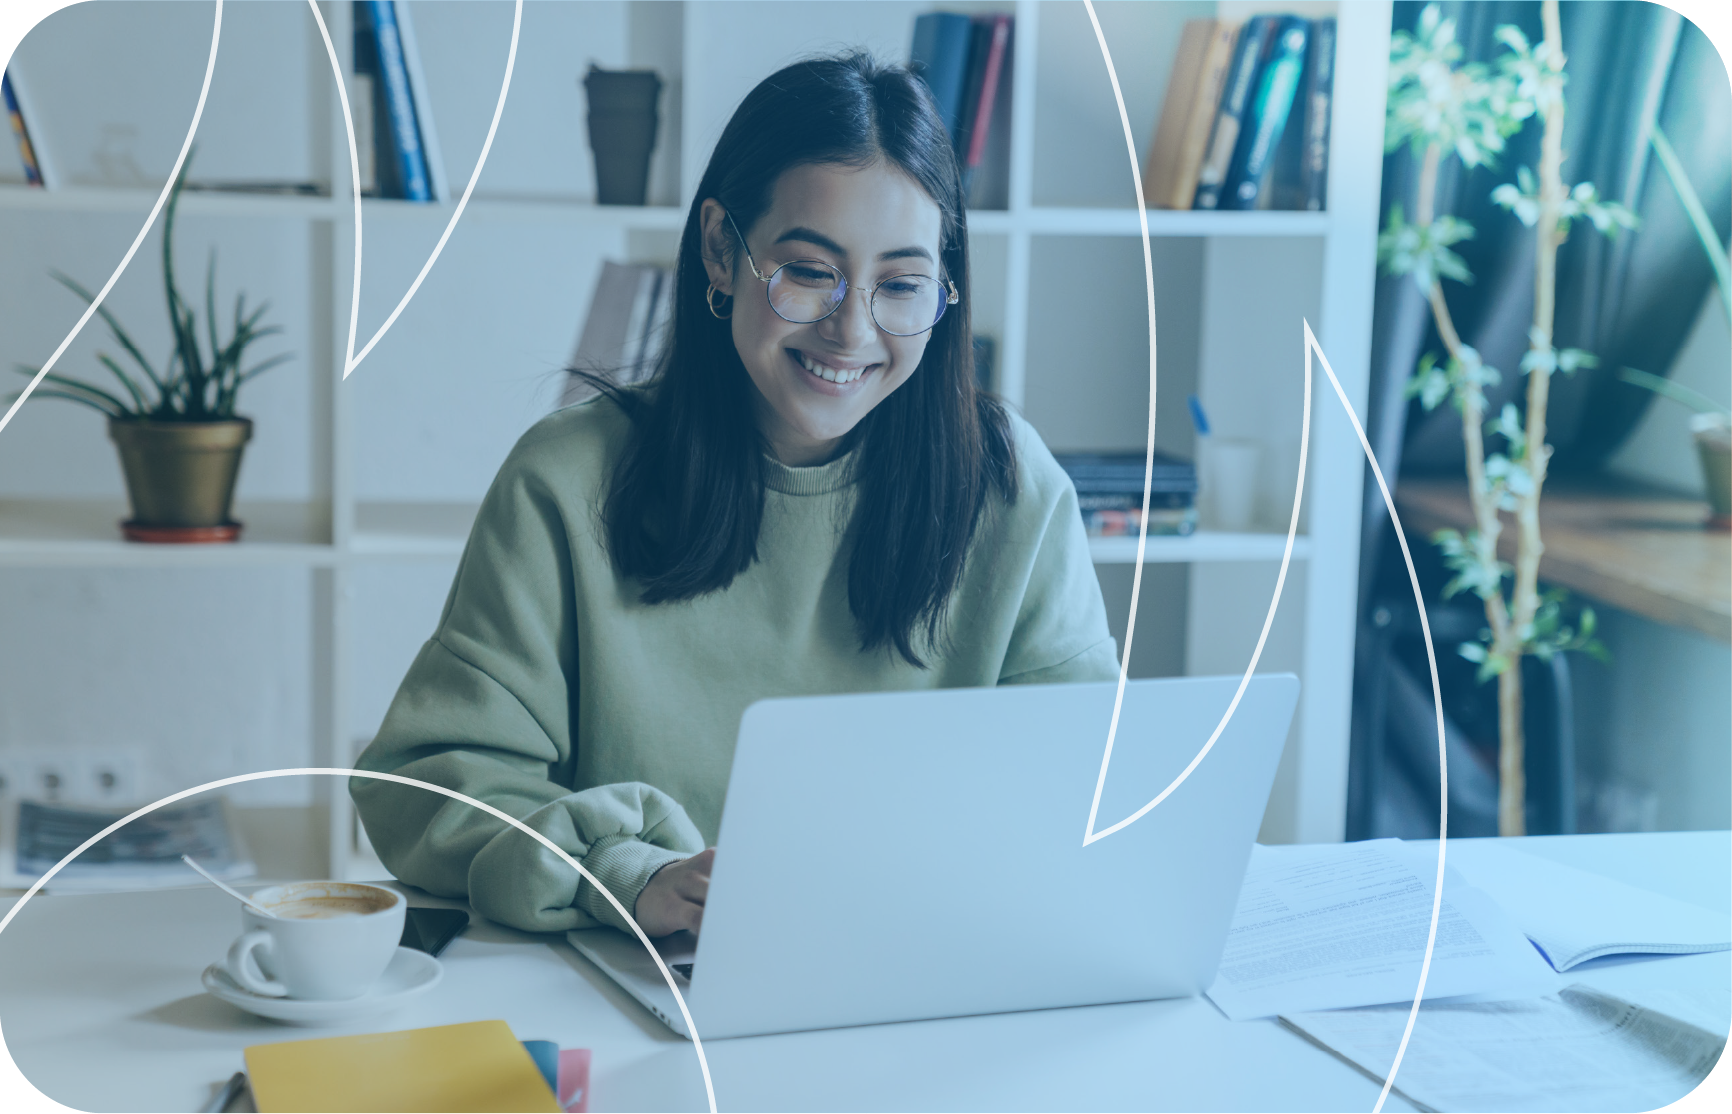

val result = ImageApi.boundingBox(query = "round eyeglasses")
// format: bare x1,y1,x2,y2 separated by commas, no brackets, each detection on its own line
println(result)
725,212,958,337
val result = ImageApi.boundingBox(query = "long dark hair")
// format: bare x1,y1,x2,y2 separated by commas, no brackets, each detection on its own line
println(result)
587,52,1017,667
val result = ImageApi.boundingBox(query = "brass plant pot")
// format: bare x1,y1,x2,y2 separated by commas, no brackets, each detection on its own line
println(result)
107,417,253,541
1691,412,1731,530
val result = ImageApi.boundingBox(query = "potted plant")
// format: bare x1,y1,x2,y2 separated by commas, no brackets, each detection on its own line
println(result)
1620,124,1732,530
10,156,291,542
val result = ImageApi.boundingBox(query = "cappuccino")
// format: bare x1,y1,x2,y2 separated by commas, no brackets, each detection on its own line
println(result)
268,895,392,919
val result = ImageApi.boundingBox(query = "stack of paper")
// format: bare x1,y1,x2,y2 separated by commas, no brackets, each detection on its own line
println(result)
1204,839,1553,1020
1281,983,1728,1112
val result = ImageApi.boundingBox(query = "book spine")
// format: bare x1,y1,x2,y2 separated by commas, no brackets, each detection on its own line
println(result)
953,19,994,169
392,0,448,202
1223,18,1309,211
366,0,431,202
909,13,975,141
2,71,42,187
1143,20,1212,210
1301,18,1336,212
1192,16,1274,211
965,16,1012,169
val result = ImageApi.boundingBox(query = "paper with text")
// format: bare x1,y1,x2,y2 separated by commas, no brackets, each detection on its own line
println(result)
1205,839,1552,1020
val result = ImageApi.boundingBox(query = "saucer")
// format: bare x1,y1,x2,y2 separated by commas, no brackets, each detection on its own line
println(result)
201,946,442,1026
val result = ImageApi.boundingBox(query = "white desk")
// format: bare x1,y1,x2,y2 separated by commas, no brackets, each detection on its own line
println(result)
2,832,1726,1112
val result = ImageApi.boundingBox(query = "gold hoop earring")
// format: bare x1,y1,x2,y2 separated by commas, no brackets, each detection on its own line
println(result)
706,282,733,320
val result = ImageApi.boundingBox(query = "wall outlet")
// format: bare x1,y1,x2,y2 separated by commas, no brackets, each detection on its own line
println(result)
0,747,147,806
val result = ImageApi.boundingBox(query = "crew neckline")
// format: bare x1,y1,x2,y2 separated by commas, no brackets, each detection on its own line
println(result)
762,449,858,495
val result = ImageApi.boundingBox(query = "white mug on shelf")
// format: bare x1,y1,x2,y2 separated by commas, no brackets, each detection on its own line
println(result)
221,881,405,1000
1202,438,1262,532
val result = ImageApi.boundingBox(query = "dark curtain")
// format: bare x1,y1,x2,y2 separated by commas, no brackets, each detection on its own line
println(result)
1347,2,1732,839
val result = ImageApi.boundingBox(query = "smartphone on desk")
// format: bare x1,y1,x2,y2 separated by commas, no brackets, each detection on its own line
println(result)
400,906,469,957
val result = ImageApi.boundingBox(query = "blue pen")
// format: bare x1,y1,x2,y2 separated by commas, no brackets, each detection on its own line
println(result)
1188,394,1211,438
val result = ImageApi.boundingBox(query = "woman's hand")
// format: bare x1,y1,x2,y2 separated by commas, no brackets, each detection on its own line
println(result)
633,847,714,937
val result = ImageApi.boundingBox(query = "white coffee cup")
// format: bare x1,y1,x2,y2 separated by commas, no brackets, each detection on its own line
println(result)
221,881,406,1000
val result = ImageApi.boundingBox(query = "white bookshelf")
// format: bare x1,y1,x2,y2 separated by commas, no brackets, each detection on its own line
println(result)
0,0,1389,876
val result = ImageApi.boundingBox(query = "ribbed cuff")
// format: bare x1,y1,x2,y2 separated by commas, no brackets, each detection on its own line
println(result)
576,836,690,933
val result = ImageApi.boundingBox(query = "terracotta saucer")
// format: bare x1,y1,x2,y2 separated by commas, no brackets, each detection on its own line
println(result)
121,521,243,544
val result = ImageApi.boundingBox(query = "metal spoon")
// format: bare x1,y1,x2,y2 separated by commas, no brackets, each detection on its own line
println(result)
180,854,278,918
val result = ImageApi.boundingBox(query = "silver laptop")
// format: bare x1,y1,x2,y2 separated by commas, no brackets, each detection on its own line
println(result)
567,673,1299,1039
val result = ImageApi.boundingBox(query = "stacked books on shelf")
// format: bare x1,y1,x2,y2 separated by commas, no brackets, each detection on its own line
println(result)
1143,15,1336,212
0,795,254,892
909,10,1014,209
558,261,674,407
1055,451,1198,537
352,0,448,202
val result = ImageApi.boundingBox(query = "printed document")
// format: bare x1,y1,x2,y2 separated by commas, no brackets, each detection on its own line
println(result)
1205,839,1552,1020
1281,983,1727,1112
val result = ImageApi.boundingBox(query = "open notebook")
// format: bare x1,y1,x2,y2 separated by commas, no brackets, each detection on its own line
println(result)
1444,840,1730,971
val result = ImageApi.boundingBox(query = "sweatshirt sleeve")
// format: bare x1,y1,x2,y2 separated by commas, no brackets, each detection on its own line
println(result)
350,425,703,935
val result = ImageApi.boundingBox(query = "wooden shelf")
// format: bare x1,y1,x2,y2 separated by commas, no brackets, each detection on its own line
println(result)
0,499,335,566
1088,531,1310,564
1396,477,1732,643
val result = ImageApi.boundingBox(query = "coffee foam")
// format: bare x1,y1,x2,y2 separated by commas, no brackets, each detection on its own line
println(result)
267,895,392,920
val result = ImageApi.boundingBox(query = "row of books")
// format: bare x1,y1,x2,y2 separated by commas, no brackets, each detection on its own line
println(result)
910,10,1014,209
2,2,447,200
1054,451,1198,537
1144,15,1336,212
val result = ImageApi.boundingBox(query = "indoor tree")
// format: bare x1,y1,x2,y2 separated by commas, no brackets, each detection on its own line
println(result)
1379,1,1628,836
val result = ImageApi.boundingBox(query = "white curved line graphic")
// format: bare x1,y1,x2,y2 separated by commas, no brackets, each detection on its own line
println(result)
0,0,225,438
0,767,718,1114
305,0,523,379
1077,7,1448,1105
1320,322,1452,1112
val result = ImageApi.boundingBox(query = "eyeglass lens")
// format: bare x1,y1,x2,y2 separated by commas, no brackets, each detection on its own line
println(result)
766,261,948,337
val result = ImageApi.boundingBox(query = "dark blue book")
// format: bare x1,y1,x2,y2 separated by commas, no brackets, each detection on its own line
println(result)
1192,16,1277,210
910,12,975,143
1300,18,1336,211
1223,17,1310,210
362,0,431,202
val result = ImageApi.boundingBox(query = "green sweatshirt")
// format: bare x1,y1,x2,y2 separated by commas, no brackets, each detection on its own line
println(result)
351,393,1118,934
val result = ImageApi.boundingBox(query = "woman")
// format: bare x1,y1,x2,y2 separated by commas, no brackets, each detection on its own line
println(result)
352,53,1118,939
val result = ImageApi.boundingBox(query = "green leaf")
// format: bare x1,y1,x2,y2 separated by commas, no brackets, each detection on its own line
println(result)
16,388,126,418
95,353,148,414
1652,126,1732,324
237,352,293,382
49,270,168,393
1618,367,1731,416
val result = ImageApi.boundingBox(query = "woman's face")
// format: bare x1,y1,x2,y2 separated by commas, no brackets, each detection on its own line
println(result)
701,161,947,466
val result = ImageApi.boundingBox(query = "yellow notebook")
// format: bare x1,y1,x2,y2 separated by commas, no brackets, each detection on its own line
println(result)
244,1020,562,1112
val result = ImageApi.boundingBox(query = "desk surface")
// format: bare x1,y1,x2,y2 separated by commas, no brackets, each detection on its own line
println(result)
1397,477,1732,642
2,831,1727,1113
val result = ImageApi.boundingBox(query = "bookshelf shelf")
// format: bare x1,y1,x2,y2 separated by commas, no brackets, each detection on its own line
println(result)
1088,531,1312,564
971,206,1329,237
0,499,335,566
1,0,1390,872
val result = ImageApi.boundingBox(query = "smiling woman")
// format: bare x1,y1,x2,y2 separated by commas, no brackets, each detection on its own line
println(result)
350,53,1120,941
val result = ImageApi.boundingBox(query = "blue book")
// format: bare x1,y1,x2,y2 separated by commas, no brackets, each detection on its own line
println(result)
910,12,975,143
363,0,431,202
1222,17,1310,210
